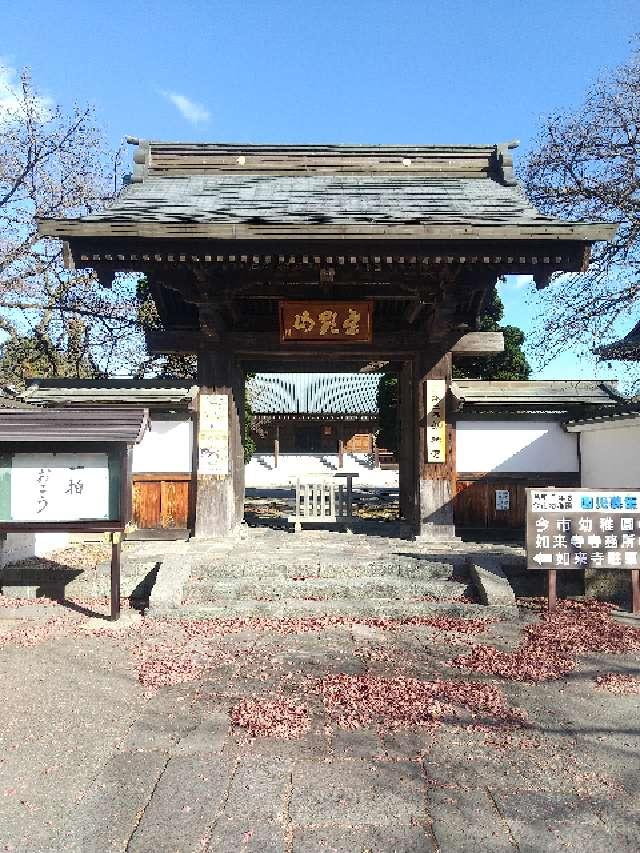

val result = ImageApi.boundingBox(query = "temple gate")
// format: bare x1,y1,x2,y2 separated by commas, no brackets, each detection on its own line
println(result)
39,141,613,540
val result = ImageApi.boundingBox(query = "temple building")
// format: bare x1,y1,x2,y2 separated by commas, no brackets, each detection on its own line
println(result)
249,372,380,457
37,140,615,540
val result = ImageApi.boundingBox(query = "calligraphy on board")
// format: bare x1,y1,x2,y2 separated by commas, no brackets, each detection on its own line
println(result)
0,452,111,522
279,301,373,343
526,488,640,570
425,379,446,463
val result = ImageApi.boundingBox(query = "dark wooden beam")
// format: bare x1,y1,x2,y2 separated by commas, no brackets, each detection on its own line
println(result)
145,328,466,359
451,331,505,356
58,236,594,280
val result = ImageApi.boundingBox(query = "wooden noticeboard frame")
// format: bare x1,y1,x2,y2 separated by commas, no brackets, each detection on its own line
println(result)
0,442,133,621
526,487,640,614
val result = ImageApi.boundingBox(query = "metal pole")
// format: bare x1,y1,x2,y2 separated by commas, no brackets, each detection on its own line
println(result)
547,569,557,613
631,569,640,615
110,531,121,621
274,423,280,469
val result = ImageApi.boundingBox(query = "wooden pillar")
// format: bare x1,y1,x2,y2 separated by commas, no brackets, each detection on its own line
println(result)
414,351,456,541
274,422,280,469
195,351,245,538
398,360,416,523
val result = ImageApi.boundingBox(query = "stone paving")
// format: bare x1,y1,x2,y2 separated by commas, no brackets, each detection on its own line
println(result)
1,583,639,852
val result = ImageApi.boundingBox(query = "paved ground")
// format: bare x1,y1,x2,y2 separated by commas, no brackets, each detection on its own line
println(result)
1,587,639,852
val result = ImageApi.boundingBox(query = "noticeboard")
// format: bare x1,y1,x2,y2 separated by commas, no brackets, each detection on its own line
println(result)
0,450,122,524
495,489,510,511
526,488,640,571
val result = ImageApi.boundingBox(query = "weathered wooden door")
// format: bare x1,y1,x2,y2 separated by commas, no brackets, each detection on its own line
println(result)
453,476,579,536
132,475,191,529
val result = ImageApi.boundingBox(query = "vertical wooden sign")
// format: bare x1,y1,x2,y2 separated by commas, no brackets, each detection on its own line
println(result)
425,379,446,463
198,394,229,476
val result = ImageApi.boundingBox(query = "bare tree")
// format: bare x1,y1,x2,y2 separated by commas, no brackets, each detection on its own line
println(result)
0,64,146,387
521,43,639,381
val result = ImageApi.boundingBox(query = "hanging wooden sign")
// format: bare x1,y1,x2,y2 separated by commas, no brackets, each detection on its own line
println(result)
279,301,372,343
425,379,446,463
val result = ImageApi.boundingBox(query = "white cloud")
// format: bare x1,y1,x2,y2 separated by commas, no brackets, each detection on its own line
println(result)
0,60,53,126
161,90,210,124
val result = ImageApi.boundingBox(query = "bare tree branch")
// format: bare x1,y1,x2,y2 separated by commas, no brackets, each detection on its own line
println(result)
520,42,640,388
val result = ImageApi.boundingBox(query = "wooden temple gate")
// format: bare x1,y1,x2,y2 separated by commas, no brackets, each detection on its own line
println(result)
39,142,613,540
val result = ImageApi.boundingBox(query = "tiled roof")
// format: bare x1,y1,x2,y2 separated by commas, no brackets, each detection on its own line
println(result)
76,174,550,229
452,379,621,407
23,379,197,408
595,321,640,361
0,407,149,443
38,141,615,243
249,373,380,414
565,407,640,429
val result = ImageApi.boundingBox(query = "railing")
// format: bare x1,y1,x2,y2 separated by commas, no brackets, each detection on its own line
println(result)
288,473,359,532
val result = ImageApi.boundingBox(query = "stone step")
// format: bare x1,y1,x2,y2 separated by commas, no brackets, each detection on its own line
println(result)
183,575,468,603
152,597,511,620
185,557,460,581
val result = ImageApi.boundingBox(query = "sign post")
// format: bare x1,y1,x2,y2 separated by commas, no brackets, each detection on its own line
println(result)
526,488,640,614
110,531,122,621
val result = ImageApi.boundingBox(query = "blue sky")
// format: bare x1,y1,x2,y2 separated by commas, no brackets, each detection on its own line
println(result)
2,0,637,381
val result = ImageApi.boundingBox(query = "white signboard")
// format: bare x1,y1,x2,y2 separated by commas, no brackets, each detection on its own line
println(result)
495,489,510,511
198,394,229,475
527,488,640,570
10,452,110,522
425,379,446,463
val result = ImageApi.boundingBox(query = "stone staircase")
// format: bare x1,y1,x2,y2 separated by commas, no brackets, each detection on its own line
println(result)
1,530,522,618
145,529,520,620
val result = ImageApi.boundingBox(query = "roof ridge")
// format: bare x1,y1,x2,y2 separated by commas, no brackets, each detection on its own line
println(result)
125,139,520,186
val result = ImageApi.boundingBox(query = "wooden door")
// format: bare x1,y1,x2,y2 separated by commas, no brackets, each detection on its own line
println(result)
132,480,162,528
160,480,189,528
345,433,373,452
454,475,580,534
132,474,191,530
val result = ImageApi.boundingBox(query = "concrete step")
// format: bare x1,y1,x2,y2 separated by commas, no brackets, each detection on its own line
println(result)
184,575,468,603
152,597,511,621
184,557,460,581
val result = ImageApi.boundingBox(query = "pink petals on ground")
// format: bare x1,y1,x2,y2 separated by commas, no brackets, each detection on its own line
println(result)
0,617,70,648
230,697,311,739
450,644,575,682
594,672,640,694
138,655,205,689
229,675,527,740
319,673,528,732
450,599,640,682
182,614,493,638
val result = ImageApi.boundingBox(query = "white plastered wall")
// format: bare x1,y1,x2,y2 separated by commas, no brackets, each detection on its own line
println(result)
578,423,640,489
132,419,193,473
456,420,579,474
